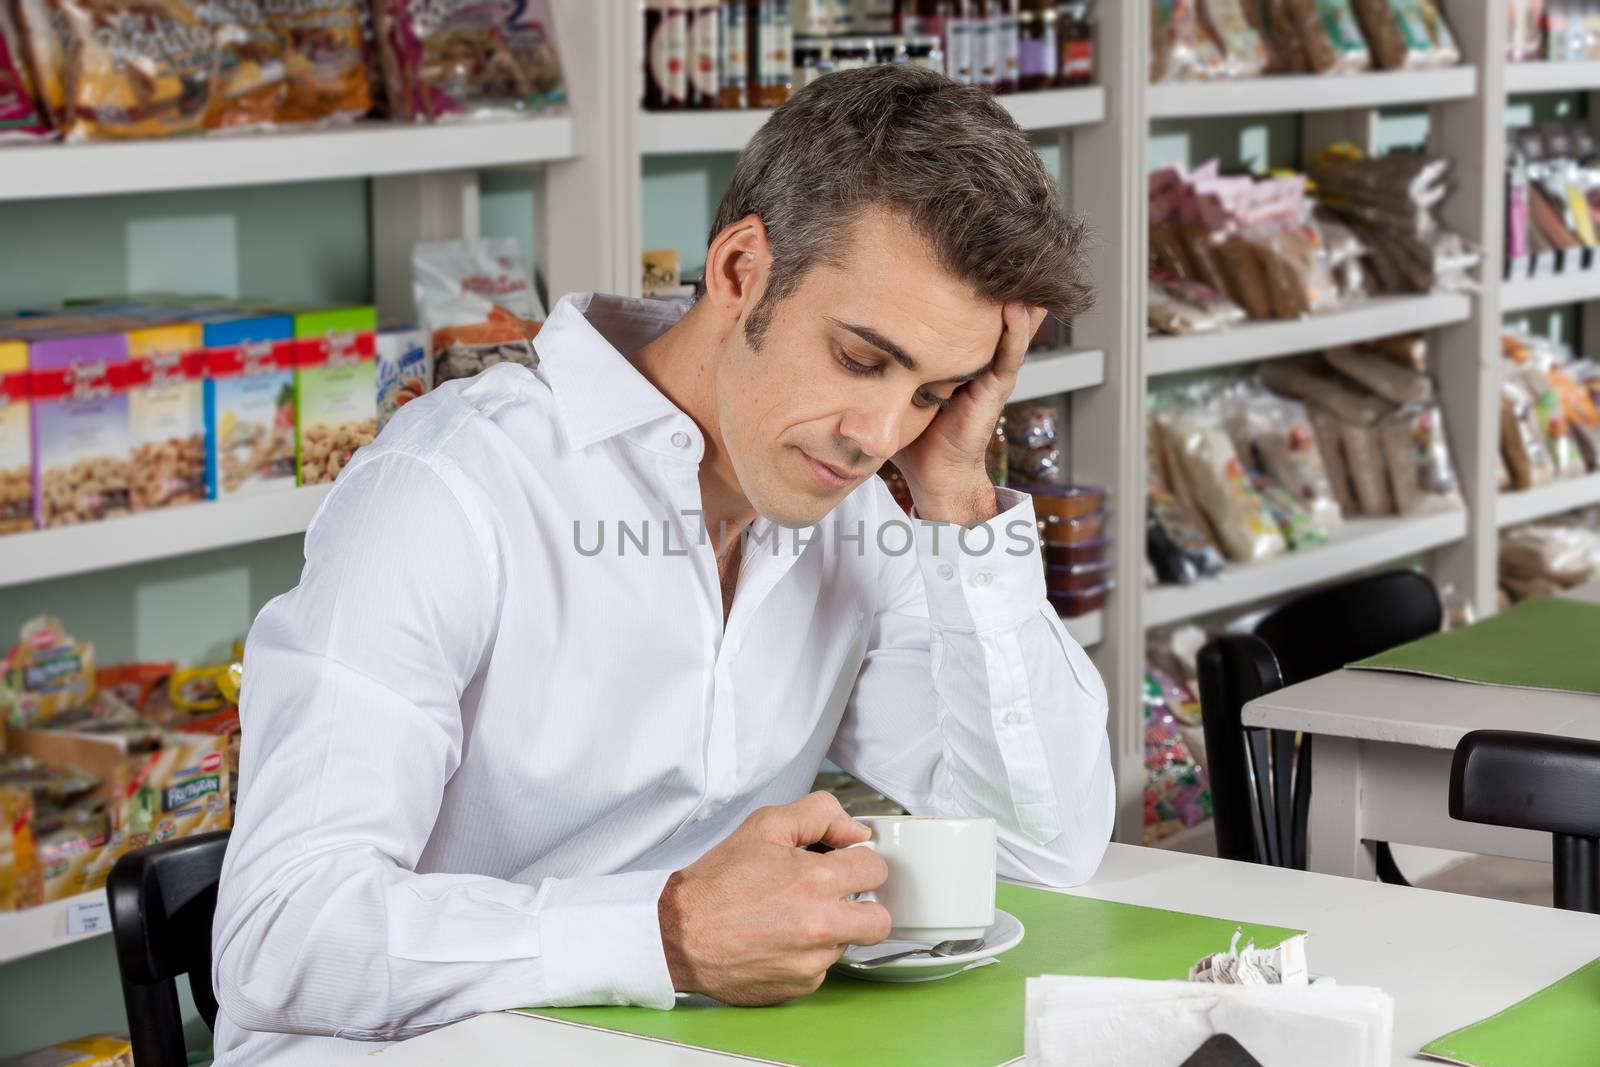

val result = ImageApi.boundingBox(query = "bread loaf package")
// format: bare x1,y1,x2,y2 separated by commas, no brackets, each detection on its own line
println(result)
1339,420,1392,515
1380,403,1462,516
1283,0,1371,74
52,0,218,140
1325,345,1433,405
0,1,51,140
1164,406,1287,563
1350,0,1459,70
1308,405,1359,516
1501,377,1557,490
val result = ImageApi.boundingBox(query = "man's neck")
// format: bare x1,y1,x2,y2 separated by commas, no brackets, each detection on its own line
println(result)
633,302,758,549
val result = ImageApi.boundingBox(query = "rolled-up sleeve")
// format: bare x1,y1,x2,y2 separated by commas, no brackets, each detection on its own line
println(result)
213,450,674,1049
827,484,1115,888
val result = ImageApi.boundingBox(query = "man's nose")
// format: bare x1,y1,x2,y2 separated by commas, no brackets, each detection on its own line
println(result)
838,401,906,465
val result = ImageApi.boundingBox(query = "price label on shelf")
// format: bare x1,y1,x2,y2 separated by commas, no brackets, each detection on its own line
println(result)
67,899,110,937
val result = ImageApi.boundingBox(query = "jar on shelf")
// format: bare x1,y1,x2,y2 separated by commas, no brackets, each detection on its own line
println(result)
875,34,908,66
830,35,874,72
1057,0,1093,87
1018,0,1057,91
687,2,722,109
905,33,944,74
794,36,829,89
644,0,691,111
749,0,794,107
717,0,749,107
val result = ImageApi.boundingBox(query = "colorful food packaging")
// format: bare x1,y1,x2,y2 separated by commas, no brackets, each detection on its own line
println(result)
27,329,139,527
0,1,51,141
0,787,43,911
0,616,97,728
201,313,297,499
375,0,567,121
16,0,70,128
53,0,218,140
198,0,287,130
109,732,232,852
0,340,32,533
97,661,176,715
412,238,543,388
268,0,371,125
0,1036,134,1066
374,326,429,431
294,306,377,485
126,322,206,511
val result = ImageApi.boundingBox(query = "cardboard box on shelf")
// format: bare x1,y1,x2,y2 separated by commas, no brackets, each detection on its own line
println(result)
294,307,377,486
200,314,297,500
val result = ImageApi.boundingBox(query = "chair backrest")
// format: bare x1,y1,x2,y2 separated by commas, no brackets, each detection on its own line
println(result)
1196,634,1287,865
1451,730,1600,913
107,830,231,1067
1251,569,1442,687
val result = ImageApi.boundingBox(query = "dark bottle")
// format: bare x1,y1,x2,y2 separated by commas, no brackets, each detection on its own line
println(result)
1058,1,1093,87
1018,0,1057,91
718,0,749,108
749,0,794,108
688,2,721,109
645,0,690,110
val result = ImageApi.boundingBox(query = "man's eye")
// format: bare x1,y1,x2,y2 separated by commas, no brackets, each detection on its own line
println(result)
915,389,953,410
836,350,878,376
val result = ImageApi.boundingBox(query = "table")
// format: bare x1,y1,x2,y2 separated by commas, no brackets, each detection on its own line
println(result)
348,843,1600,1066
1244,585,1600,879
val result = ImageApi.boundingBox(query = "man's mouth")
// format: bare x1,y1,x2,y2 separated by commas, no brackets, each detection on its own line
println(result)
799,450,858,492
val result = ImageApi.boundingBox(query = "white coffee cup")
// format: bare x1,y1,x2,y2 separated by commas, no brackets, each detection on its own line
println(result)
850,815,996,943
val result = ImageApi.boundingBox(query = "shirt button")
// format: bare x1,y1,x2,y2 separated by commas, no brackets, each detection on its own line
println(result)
935,562,955,581
970,571,993,588
1003,711,1026,727
695,807,711,822
670,431,691,449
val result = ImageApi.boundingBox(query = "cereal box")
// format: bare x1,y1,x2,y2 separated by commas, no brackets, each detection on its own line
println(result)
295,307,377,486
201,314,296,499
0,340,31,534
375,326,429,432
126,322,206,511
27,329,139,527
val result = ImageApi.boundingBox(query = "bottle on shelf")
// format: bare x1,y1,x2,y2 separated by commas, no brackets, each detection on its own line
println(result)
749,0,794,107
794,36,828,89
718,0,749,107
1058,0,1092,87
1017,0,1058,91
831,35,874,72
905,32,945,74
688,2,722,109
947,0,975,84
972,0,997,90
995,0,1020,93
644,0,691,111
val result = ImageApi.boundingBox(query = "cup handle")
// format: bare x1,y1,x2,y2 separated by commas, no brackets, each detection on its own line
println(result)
844,839,877,903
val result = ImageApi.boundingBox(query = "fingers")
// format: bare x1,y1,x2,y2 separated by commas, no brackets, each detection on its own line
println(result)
994,302,1042,381
813,840,889,895
756,791,869,849
833,900,893,948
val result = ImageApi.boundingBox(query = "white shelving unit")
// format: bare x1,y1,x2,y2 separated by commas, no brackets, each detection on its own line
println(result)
1013,348,1104,402
0,487,332,590
1145,293,1472,377
1497,472,1600,528
1143,511,1470,629
0,890,110,966
639,86,1105,155
0,117,578,201
1501,270,1600,313
1504,61,1600,94
1147,66,1477,119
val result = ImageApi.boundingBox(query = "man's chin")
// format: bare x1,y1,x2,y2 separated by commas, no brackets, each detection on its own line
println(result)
751,484,850,529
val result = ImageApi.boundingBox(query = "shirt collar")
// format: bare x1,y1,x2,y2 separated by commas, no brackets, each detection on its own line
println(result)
535,293,692,452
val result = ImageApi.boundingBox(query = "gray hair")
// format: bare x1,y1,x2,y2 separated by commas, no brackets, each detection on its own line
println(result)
707,63,1092,347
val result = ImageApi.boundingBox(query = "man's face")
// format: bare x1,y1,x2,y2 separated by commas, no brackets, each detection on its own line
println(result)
714,210,1002,528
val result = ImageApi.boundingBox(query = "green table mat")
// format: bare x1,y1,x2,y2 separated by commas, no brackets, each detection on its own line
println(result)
518,883,1302,1067
1349,598,1600,697
1421,957,1600,1067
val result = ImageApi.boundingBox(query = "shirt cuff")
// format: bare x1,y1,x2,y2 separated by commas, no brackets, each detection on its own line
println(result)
913,488,1048,632
535,868,677,1009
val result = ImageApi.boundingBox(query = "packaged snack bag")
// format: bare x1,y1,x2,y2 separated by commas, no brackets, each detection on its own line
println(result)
1,1036,133,1067
0,1,51,141
376,0,566,121
126,322,206,511
15,0,68,127
374,326,429,431
197,0,287,130
0,616,96,728
53,0,219,140
294,307,377,486
200,313,296,499
108,733,232,851
1284,0,1371,74
412,238,543,388
97,661,176,714
266,0,371,125
27,329,138,527
0,786,43,911
0,340,32,533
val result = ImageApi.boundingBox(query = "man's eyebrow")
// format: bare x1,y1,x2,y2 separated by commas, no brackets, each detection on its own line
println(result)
827,317,993,383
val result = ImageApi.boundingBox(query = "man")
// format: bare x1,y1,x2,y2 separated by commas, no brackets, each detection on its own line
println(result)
211,64,1113,1065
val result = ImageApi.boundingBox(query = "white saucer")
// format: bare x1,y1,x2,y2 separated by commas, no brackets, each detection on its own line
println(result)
830,908,1025,983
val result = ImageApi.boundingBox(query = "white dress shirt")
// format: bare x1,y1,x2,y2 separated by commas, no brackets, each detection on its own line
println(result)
210,292,1114,1066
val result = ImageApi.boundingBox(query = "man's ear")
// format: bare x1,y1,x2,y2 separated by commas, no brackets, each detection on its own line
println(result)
704,213,770,324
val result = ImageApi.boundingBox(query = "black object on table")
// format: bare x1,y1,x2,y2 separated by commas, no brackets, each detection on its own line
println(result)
108,829,232,1067
1197,569,1442,880
1450,730,1600,913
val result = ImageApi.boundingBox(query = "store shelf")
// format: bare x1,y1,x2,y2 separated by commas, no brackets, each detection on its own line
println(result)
1013,348,1104,402
1143,510,1468,628
1497,472,1600,528
1505,61,1600,94
1061,610,1103,649
1147,66,1477,119
0,486,332,589
639,87,1105,156
1145,293,1472,378
1501,270,1600,313
0,890,111,966
0,116,578,201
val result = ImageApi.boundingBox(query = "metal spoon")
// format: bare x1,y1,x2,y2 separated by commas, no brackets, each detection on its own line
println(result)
851,937,987,969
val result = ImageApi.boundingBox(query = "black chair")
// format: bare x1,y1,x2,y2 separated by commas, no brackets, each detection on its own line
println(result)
108,830,231,1067
1198,569,1442,880
1450,730,1600,913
